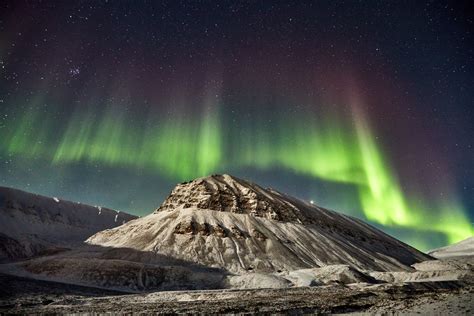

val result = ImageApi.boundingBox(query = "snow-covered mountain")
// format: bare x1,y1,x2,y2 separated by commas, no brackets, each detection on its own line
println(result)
0,186,137,262
429,237,474,258
88,174,431,273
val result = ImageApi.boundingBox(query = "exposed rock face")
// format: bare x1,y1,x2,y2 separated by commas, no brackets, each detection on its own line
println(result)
0,186,137,262
155,174,304,223
88,174,431,273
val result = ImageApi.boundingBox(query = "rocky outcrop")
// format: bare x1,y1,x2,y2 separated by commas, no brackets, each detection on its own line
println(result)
155,174,304,223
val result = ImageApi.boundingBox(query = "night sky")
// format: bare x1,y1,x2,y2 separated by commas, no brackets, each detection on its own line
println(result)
1,1,473,251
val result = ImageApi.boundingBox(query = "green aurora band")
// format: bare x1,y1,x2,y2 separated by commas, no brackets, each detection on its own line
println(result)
2,104,472,249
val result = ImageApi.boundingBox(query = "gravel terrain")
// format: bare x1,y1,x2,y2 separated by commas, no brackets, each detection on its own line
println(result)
1,273,472,314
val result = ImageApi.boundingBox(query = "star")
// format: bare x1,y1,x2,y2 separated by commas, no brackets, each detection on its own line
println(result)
69,67,80,77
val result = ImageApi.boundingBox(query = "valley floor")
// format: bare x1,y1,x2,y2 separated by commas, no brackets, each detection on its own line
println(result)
1,273,472,314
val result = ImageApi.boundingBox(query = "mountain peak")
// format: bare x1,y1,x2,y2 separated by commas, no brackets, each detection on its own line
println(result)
90,174,431,273
155,173,306,223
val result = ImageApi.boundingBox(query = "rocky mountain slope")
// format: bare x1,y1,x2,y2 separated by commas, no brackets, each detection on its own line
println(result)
429,237,474,259
87,174,431,273
0,186,137,262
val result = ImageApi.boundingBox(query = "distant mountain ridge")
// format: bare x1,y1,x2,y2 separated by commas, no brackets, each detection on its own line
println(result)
88,174,431,273
0,186,137,262
429,237,474,258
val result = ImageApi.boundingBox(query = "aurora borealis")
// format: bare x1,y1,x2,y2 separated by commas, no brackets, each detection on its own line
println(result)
1,1,473,250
